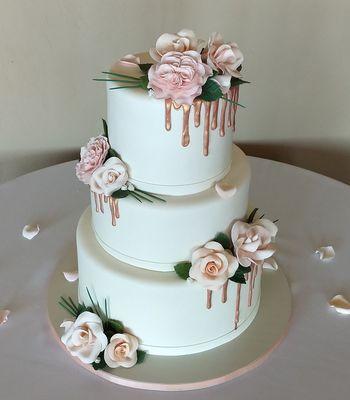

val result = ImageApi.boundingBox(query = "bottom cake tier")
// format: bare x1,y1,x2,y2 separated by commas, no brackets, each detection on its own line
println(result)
77,209,262,356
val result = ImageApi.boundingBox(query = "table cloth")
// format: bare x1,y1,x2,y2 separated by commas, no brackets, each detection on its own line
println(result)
0,158,349,399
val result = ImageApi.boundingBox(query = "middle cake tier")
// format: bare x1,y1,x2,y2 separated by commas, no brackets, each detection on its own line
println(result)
91,145,250,272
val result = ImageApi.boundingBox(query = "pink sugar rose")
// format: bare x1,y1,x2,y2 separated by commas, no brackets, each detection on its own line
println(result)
75,136,110,184
207,32,243,78
147,51,212,105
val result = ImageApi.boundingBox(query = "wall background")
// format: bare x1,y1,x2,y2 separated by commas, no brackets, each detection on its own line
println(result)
1,0,349,183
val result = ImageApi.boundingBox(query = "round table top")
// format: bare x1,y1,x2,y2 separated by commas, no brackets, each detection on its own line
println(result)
0,157,349,400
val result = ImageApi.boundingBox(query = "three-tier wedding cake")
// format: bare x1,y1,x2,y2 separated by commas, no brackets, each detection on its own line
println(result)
60,29,278,370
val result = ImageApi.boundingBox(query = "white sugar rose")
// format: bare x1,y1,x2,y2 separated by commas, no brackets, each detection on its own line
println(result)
189,241,238,291
150,29,199,62
206,32,243,78
90,156,129,196
76,136,110,184
231,219,278,267
60,311,108,364
104,333,139,368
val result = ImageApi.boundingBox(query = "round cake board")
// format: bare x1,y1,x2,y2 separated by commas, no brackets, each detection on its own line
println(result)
47,256,292,392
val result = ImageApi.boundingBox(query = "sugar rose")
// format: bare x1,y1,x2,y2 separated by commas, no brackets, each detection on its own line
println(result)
189,241,238,291
76,136,109,184
231,218,278,267
90,156,129,196
207,32,243,78
60,311,108,364
104,333,139,368
149,29,199,62
148,51,212,105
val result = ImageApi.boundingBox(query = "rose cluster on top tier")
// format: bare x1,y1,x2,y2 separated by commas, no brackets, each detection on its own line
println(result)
147,29,244,104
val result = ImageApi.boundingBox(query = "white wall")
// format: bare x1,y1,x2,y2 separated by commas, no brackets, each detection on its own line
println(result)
1,0,349,183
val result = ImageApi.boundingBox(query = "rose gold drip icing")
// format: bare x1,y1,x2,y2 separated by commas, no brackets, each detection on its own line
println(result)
93,192,99,213
234,283,242,330
173,101,182,110
227,90,233,128
108,197,119,226
244,273,249,281
248,267,254,307
193,100,202,127
253,264,259,289
211,100,219,130
220,96,228,137
104,195,108,203
165,99,172,131
206,289,212,309
181,104,191,147
203,101,211,156
221,280,229,303
98,194,104,213
232,86,239,132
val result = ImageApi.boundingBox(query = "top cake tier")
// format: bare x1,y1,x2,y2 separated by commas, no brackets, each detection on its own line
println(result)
107,54,239,196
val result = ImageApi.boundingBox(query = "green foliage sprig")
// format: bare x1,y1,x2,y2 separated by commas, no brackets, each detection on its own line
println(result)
94,63,151,91
198,77,246,107
59,288,146,370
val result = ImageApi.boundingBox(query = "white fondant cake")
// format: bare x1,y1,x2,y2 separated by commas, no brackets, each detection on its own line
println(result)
107,55,235,196
91,145,250,271
66,30,279,367
77,208,261,356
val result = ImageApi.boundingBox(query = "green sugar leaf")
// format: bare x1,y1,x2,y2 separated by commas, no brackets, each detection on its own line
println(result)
139,75,149,90
231,77,250,87
221,96,246,108
198,78,223,101
92,353,107,370
237,265,251,274
107,318,124,334
174,262,192,280
138,63,153,74
136,350,147,364
111,189,130,199
102,118,108,139
134,188,166,203
229,270,247,284
247,207,259,223
214,232,231,250
107,148,120,159
101,71,140,81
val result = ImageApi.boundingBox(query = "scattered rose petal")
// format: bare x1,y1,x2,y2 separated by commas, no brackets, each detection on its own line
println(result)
119,54,141,66
263,258,279,271
22,224,40,240
63,271,79,282
215,182,237,199
0,310,10,325
329,295,350,315
315,246,335,261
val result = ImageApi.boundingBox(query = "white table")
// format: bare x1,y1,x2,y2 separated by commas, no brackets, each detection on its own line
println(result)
1,158,349,400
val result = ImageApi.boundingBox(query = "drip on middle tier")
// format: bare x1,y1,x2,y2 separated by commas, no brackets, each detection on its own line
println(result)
90,145,250,272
